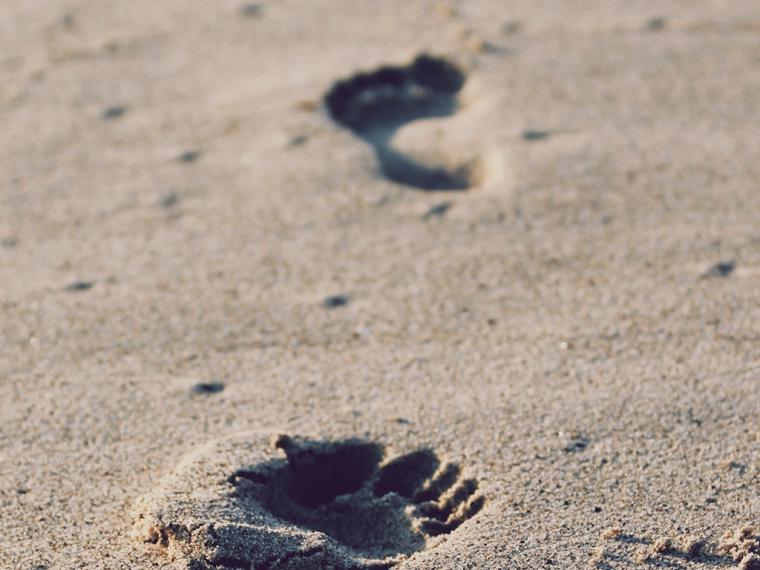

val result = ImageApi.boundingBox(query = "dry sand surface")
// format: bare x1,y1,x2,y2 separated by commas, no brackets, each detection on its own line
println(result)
2,1,760,568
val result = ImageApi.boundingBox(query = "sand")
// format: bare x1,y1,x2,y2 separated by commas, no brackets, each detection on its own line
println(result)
1,1,759,568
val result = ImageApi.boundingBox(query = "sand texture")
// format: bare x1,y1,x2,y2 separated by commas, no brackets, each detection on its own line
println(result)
1,1,759,568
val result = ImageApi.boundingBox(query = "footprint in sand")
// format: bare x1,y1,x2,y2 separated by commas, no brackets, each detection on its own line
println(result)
132,432,485,569
324,54,484,191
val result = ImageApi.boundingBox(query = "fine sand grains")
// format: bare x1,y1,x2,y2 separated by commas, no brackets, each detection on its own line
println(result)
591,526,759,569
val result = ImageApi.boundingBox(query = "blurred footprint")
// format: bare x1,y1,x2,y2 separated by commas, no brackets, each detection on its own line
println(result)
324,54,483,191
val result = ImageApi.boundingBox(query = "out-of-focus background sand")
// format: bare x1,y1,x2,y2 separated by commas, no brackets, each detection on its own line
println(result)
1,1,759,568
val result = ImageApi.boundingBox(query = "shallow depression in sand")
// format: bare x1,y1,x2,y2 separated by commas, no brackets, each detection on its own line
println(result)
131,432,485,569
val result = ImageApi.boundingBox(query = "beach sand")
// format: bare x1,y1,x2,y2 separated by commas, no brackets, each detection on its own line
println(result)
1,1,759,568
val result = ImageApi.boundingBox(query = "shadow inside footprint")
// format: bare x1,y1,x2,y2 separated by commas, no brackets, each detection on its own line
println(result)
231,435,485,563
324,55,473,191
285,440,382,508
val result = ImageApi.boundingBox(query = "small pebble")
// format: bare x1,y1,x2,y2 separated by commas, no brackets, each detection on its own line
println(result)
323,295,349,308
177,151,201,163
563,435,590,453
703,260,735,278
423,202,452,220
522,130,550,141
646,17,667,31
102,106,127,120
191,382,225,395
160,192,179,208
388,416,411,425
288,135,309,147
65,281,93,292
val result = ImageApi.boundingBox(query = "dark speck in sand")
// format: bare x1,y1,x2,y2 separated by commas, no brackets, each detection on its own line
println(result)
522,130,550,141
240,3,262,17
646,17,667,31
288,135,309,147
102,106,127,120
563,435,590,453
423,202,452,220
160,192,179,208
1,237,18,248
502,21,522,35
323,295,350,308
177,151,201,163
703,261,735,278
191,382,225,395
65,281,94,292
